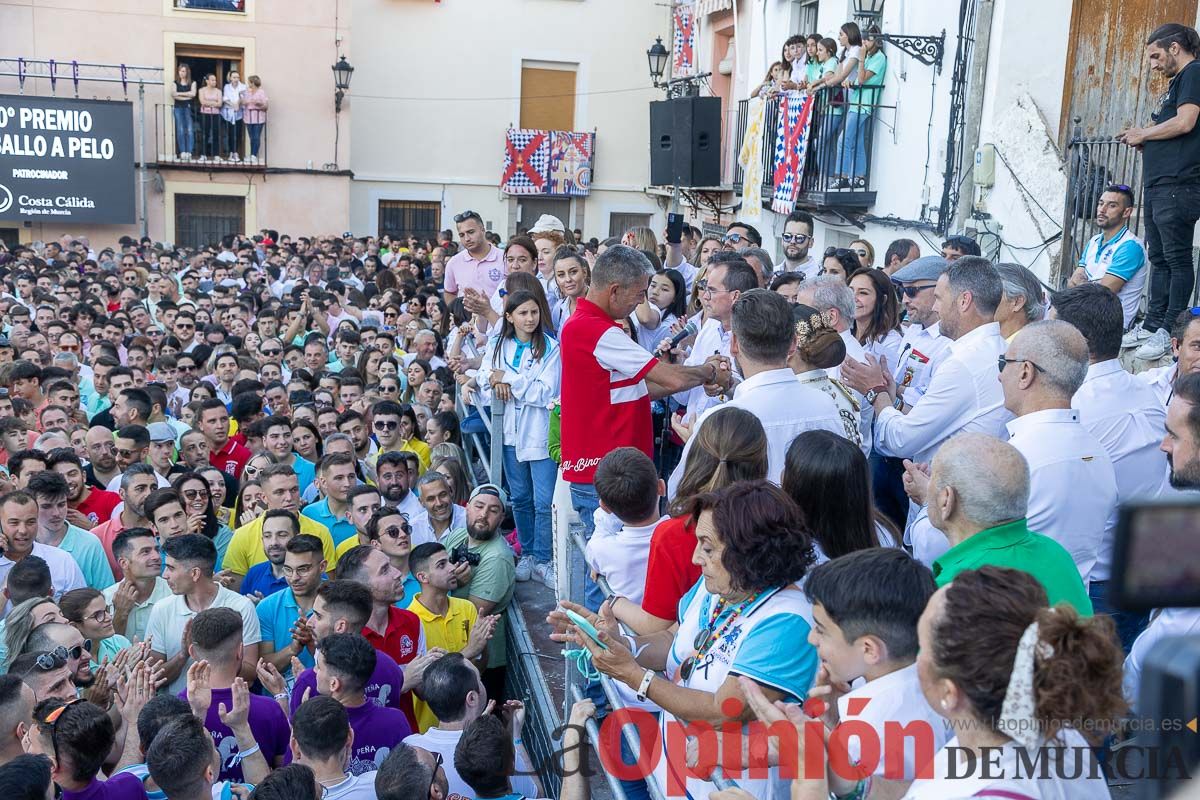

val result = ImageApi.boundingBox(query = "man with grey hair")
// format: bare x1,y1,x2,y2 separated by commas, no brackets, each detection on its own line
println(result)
845,256,1011,466
994,262,1047,341
920,432,1092,615
739,247,774,286
796,276,866,378
561,245,730,538
999,319,1117,584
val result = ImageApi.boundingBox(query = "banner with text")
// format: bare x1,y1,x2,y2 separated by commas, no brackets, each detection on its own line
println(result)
0,94,135,225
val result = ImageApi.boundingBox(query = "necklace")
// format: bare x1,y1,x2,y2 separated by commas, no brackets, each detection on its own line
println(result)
677,590,763,682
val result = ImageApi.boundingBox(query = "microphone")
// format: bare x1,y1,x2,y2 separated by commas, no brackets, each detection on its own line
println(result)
665,320,699,350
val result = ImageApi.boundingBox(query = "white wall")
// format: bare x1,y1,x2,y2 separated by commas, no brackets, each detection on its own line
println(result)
680,0,1081,280
347,0,670,239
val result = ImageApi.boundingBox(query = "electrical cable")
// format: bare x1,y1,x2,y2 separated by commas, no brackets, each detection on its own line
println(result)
991,144,1063,231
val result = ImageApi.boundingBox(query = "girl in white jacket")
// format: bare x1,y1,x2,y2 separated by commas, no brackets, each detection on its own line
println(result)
479,289,562,584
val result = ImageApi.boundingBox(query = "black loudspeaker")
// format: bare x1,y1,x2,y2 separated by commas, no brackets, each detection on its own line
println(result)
650,96,722,188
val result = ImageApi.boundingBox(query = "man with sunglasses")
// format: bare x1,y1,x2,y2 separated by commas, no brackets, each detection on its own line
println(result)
995,321,1118,582
21,624,95,690
722,221,760,253
363,506,421,605
27,697,149,800
443,212,503,306
887,256,954,407
779,210,819,278
10,651,75,702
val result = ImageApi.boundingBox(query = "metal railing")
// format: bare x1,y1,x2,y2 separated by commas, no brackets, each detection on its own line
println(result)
732,89,890,209
155,103,268,167
1056,116,1144,287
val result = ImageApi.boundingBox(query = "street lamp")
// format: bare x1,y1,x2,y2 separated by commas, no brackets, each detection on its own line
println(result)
647,37,669,88
332,55,354,112
850,0,945,73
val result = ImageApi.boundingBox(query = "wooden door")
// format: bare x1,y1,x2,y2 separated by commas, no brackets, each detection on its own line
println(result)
1061,0,1198,141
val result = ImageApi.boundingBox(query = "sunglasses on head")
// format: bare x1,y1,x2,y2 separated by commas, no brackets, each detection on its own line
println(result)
453,211,478,223
824,247,854,257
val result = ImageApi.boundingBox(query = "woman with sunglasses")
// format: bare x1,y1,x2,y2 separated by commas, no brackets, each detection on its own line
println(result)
848,237,875,269
59,588,131,670
849,267,903,369
172,470,233,567
553,481,818,800
820,247,860,282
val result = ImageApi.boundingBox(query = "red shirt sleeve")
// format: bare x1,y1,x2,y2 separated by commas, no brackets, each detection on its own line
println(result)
641,516,702,621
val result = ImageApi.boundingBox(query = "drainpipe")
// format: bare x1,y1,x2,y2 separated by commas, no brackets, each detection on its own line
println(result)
951,0,995,235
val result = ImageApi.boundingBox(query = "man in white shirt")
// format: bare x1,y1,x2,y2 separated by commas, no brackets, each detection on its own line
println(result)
778,211,820,278
410,473,466,547
146,533,262,695
1000,320,1118,585
870,255,955,528
1054,284,1168,648
796,277,866,382
401,653,539,800
1139,309,1200,407
1124,372,1200,707
672,258,757,425
0,491,85,604
842,256,1012,466
669,290,843,496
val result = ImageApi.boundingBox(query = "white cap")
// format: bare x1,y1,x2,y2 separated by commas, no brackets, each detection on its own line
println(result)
528,214,566,235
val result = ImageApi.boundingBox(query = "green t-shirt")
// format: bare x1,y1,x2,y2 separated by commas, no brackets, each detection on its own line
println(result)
850,50,887,110
932,519,1093,616
442,527,516,668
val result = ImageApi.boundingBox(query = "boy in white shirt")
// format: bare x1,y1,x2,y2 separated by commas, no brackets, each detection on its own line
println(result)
584,447,666,602
804,548,950,797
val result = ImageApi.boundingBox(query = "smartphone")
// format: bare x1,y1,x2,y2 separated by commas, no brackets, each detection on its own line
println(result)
1110,498,1200,612
666,213,684,245
564,609,609,651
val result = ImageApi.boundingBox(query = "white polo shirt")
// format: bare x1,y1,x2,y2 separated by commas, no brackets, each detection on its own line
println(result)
1072,359,1171,583
146,583,262,694
1005,408,1118,585
102,576,172,643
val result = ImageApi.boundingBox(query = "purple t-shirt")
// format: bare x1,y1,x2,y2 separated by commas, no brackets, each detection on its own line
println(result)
180,687,291,783
345,701,412,775
62,774,149,800
290,650,405,714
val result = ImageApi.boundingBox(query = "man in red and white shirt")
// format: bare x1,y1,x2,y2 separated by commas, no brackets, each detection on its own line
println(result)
560,245,727,538
443,211,504,304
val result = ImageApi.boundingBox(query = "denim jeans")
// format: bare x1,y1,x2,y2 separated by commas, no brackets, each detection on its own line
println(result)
173,106,194,155
821,111,845,179
569,482,605,611
1089,579,1150,654
1142,183,1200,331
246,122,264,157
503,446,555,564
838,110,871,179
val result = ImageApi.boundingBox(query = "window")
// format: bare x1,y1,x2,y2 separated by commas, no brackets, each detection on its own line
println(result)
520,63,577,130
174,0,245,12
174,44,244,89
609,213,651,237
174,194,245,249
379,201,441,243
792,0,819,34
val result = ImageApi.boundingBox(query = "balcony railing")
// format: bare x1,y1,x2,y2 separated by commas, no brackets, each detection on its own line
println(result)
173,0,245,11
733,89,889,210
154,103,267,169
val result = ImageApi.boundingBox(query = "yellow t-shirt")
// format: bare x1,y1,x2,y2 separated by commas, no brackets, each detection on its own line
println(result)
223,513,338,575
370,438,432,475
334,534,370,562
406,592,478,732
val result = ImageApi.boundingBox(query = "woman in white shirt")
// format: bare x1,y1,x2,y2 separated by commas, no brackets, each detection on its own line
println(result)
850,268,904,369
633,268,687,354
477,289,561,576
738,566,1123,800
550,246,589,331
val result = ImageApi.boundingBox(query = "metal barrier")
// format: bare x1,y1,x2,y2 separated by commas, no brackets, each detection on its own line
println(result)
457,390,504,486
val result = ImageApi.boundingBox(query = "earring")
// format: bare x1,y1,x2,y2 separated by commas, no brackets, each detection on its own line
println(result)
941,699,950,710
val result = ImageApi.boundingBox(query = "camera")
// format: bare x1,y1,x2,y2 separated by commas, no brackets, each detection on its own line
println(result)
449,543,481,567
1111,498,1200,798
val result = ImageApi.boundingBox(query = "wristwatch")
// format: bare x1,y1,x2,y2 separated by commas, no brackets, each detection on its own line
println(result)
865,384,887,404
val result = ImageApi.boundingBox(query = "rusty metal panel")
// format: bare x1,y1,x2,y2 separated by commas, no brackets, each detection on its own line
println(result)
1061,0,1197,141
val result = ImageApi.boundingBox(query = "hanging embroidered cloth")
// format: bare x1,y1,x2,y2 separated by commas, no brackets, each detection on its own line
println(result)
547,131,594,196
738,96,767,220
770,91,815,214
501,128,550,194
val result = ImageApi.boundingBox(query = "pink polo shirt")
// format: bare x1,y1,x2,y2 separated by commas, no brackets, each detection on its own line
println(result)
444,245,504,297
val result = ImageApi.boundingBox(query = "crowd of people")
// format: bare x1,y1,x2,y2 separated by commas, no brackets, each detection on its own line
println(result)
0,40,1196,790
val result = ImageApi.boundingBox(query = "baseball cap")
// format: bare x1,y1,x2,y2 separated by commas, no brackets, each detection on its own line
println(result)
469,483,508,511
148,422,175,443
0,335,10,348
891,255,950,284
